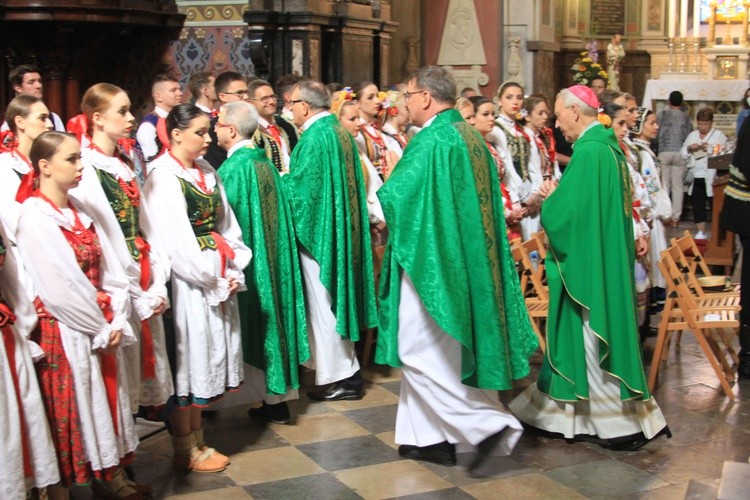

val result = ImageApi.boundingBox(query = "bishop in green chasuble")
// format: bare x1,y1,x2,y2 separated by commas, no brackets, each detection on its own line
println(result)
509,86,669,450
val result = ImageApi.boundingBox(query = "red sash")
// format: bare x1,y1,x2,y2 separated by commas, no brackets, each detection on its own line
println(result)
134,236,156,379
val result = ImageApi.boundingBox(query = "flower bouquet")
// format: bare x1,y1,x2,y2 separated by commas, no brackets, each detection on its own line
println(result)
571,52,608,85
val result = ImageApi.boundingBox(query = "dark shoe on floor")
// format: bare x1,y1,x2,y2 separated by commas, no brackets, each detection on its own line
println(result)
248,401,291,424
307,382,364,402
738,362,750,380
608,426,672,451
398,441,456,467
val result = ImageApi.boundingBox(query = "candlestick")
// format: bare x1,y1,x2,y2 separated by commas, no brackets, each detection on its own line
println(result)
692,38,700,72
680,37,688,72
743,1,749,45
709,2,717,45
667,38,675,72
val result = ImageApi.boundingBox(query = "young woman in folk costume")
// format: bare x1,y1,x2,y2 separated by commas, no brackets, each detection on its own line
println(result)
67,83,173,417
17,131,144,499
378,90,410,157
352,81,389,177
468,95,525,242
141,104,250,473
521,94,561,181
0,96,53,258
603,103,653,337
486,81,544,240
632,108,673,323
0,222,60,500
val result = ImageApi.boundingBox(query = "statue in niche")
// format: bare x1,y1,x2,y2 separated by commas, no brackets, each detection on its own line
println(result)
606,33,625,91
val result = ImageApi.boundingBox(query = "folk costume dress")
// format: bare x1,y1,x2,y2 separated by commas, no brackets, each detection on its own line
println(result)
70,144,173,411
375,109,538,453
17,195,138,486
509,123,669,442
285,112,378,385
0,227,59,499
216,140,309,405
487,114,544,240
253,117,291,174
0,147,36,298
355,118,388,177
141,153,251,407
631,139,671,290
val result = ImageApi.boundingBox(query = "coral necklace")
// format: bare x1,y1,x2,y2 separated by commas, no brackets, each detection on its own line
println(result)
34,191,94,245
89,143,141,207
169,152,211,194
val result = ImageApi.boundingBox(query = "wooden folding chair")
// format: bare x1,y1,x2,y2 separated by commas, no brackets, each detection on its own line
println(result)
670,230,740,297
530,230,548,261
649,251,741,399
512,240,547,352
522,236,547,294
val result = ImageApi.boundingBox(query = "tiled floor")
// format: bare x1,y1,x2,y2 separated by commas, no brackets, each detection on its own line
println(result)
69,221,750,499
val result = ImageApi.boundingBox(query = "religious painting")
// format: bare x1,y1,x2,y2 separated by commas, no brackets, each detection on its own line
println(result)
646,0,662,32
716,55,739,79
700,0,747,23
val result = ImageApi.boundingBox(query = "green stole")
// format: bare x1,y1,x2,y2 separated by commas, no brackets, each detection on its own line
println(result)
285,113,378,341
537,123,650,402
218,145,310,395
375,109,538,390
96,169,141,260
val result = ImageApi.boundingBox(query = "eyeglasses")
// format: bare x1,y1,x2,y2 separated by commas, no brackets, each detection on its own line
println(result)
252,95,278,103
215,121,233,129
289,99,307,106
403,90,427,101
223,90,250,98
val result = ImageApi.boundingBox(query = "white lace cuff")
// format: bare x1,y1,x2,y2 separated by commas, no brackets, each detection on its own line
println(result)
91,324,114,351
226,268,247,292
27,340,45,362
205,277,230,306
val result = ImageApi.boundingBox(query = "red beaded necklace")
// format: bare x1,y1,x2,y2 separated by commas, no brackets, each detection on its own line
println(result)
89,143,141,207
169,152,211,194
34,191,94,245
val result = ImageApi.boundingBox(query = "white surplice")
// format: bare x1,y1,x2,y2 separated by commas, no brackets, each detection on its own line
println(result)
0,224,59,497
70,147,174,408
395,273,523,455
16,197,139,473
141,155,251,403
299,249,360,386
509,310,667,440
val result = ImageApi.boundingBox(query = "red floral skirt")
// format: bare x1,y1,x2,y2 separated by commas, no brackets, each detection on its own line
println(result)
31,311,132,485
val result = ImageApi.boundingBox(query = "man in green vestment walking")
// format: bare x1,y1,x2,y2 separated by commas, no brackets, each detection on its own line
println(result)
509,85,670,451
212,100,310,423
284,80,378,401
374,66,538,467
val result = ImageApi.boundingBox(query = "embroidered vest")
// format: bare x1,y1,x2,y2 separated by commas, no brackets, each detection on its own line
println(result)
96,169,141,260
177,177,223,251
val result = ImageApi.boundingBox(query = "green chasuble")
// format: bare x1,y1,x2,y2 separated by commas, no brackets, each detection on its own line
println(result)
284,113,378,341
375,109,538,390
538,123,651,402
218,145,310,395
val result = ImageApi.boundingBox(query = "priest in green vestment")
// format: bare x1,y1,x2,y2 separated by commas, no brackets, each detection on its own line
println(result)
214,101,310,424
374,66,538,467
509,85,670,451
284,80,378,402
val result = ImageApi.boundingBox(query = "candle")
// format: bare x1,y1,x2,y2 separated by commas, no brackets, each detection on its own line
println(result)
680,0,688,38
693,0,700,38
669,0,677,38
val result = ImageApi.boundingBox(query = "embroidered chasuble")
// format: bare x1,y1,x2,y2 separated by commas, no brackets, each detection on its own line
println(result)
538,123,651,402
375,109,538,390
219,146,310,395
284,114,378,341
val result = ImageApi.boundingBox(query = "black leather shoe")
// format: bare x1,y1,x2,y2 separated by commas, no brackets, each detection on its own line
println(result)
399,441,456,467
248,401,291,424
307,383,363,402
608,426,672,451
